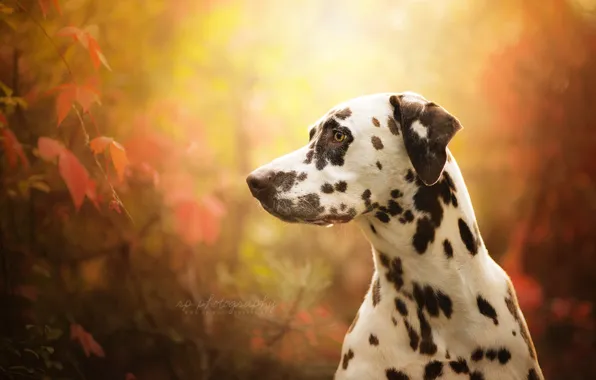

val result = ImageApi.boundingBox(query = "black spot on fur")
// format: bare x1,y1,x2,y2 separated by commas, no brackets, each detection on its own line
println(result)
485,349,497,361
404,321,419,351
470,371,485,380
449,358,469,374
471,348,484,361
395,298,408,316
527,369,539,380
335,181,347,192
304,150,314,164
443,239,453,258
369,333,379,345
424,286,440,317
348,311,359,333
392,317,398,326
445,351,450,359
391,189,403,198
370,223,377,234
340,203,347,211
372,136,384,150
372,117,380,127
418,309,437,355
387,116,400,135
497,348,511,364
376,161,383,170
362,189,371,200
400,210,414,224
321,183,334,194
272,171,298,192
458,219,478,255
386,368,409,380
329,207,338,214
437,291,453,318
376,211,390,223
405,169,415,182
477,296,499,325
380,255,404,291
424,361,443,380
296,193,325,219
335,107,352,120
512,330,517,336
387,200,403,216
451,194,458,207
372,277,381,306
413,217,435,254
342,349,354,370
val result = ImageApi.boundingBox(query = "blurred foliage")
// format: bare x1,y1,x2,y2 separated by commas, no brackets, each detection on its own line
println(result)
0,0,595,379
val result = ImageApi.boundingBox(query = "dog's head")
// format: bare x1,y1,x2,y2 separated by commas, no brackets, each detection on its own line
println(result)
246,92,462,226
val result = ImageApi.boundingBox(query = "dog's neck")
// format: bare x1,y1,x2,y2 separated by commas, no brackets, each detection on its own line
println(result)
354,156,505,350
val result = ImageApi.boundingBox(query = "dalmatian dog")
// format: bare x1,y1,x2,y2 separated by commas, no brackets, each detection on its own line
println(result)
246,92,544,380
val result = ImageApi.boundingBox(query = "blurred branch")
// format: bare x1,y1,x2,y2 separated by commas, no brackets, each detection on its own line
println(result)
266,285,305,347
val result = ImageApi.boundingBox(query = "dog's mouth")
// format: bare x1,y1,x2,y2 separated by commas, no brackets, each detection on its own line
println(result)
259,199,355,226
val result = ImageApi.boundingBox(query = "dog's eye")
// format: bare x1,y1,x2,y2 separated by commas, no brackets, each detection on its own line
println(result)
333,131,346,142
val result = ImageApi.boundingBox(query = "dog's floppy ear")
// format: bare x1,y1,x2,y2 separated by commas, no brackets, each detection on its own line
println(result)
390,92,462,186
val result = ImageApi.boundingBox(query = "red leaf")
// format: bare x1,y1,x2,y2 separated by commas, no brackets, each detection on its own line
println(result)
38,137,65,161
109,141,129,182
75,84,99,113
89,136,113,154
1,128,29,169
56,87,75,126
58,150,90,210
38,0,61,17
70,323,105,358
0,112,7,126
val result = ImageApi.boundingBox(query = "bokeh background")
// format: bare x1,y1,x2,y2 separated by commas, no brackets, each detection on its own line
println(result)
1,0,595,379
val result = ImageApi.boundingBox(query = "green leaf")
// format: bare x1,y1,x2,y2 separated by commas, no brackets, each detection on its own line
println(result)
0,81,12,97
41,346,55,354
44,326,63,341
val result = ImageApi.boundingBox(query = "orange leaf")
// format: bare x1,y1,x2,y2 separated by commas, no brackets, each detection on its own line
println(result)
1,128,29,169
109,141,129,182
89,136,113,154
88,37,111,71
58,150,90,210
75,84,99,113
70,323,105,358
38,137,65,161
38,0,61,17
56,87,75,126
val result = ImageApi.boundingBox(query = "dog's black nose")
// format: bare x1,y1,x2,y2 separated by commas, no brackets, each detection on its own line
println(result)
246,169,275,201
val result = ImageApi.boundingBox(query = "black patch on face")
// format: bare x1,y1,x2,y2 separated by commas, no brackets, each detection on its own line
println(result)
405,169,415,182
391,189,403,198
470,371,485,380
505,285,537,360
371,135,384,150
321,183,334,194
418,309,437,355
272,171,298,192
379,253,404,291
471,348,484,361
458,219,478,255
376,161,383,170
370,223,377,234
404,320,419,351
386,368,409,380
348,311,359,333
376,211,390,223
423,361,443,380
497,348,511,364
449,358,469,374
413,217,435,254
477,295,499,325
443,239,453,258
311,118,355,170
330,207,338,214
372,117,380,127
395,297,408,316
342,349,354,370
485,349,497,361
527,369,539,380
387,200,403,216
295,193,325,220
335,107,352,120
335,181,347,192
387,116,400,135
372,277,381,306
369,333,379,346
297,172,307,181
